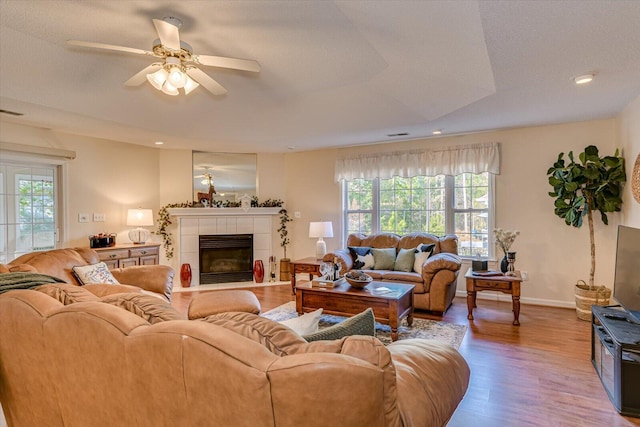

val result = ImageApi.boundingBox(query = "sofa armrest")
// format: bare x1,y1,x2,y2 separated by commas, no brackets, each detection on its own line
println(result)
421,252,461,277
388,339,469,426
110,265,175,301
322,249,353,275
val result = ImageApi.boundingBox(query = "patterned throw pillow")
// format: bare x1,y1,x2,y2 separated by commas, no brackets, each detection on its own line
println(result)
348,246,375,270
413,243,436,273
72,262,120,285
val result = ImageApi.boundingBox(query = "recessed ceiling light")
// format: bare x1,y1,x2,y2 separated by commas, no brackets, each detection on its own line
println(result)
432,129,443,135
574,74,594,85
154,141,164,145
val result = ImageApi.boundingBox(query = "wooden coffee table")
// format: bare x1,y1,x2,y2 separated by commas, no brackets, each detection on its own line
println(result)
295,280,415,341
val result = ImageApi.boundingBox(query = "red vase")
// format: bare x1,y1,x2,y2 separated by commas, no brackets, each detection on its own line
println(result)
180,263,192,288
253,260,265,283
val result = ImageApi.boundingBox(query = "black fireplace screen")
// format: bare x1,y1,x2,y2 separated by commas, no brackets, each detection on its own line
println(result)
199,234,253,284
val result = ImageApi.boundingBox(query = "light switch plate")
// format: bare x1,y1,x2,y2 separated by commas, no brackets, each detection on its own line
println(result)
93,213,105,222
294,211,301,218
78,213,89,223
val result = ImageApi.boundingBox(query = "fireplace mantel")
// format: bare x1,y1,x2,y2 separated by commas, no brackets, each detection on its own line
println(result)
168,207,281,217
169,207,280,289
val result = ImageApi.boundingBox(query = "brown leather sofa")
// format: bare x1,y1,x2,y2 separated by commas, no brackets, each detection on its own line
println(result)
3,248,174,301
0,284,470,427
325,232,462,314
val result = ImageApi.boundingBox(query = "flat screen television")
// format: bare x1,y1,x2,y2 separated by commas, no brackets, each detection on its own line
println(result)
613,225,640,323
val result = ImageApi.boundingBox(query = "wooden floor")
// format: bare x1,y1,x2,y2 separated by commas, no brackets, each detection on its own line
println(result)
171,284,640,427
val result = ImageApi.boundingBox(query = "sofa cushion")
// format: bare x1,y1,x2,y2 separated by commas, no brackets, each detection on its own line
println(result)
394,248,416,272
100,293,185,324
348,246,374,270
303,308,375,342
280,308,323,335
36,283,100,305
72,262,120,285
372,247,396,270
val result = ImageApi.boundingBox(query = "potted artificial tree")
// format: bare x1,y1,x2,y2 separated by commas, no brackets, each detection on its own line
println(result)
547,145,626,320
277,208,293,281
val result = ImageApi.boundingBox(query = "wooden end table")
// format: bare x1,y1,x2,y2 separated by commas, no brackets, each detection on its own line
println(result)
295,280,414,341
290,257,324,295
465,269,523,325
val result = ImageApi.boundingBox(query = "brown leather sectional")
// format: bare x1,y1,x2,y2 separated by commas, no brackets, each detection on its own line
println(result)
0,284,470,427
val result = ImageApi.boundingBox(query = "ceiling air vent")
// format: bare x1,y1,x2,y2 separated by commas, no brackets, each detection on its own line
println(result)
0,109,24,116
387,132,409,137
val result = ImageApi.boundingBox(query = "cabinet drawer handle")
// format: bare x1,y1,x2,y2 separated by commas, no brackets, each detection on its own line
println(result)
140,250,147,254
109,254,117,259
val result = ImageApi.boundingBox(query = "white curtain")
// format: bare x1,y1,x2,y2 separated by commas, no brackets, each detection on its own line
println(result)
335,142,500,181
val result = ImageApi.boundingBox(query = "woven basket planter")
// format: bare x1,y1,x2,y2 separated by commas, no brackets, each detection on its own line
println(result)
574,281,611,321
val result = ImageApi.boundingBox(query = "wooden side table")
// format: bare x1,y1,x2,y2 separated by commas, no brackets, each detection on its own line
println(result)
465,269,523,325
290,257,324,295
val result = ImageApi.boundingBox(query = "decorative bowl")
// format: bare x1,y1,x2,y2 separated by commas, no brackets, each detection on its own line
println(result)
344,271,373,288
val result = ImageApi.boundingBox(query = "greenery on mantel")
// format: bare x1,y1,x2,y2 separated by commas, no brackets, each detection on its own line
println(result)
547,145,626,288
156,198,285,260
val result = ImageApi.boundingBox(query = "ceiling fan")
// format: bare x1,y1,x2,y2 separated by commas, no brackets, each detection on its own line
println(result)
67,16,260,96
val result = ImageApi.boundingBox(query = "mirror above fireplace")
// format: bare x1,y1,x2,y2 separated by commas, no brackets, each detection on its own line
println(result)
193,152,257,205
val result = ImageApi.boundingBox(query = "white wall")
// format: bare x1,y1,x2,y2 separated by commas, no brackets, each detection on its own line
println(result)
4,114,635,307
284,119,622,307
1,122,161,249
618,94,640,228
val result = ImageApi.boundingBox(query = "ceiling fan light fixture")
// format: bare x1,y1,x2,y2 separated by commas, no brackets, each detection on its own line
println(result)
183,76,199,94
147,68,168,90
161,80,179,96
168,66,187,88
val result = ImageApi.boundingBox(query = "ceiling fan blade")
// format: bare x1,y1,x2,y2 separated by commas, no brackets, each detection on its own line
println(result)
124,63,163,86
67,40,154,56
152,19,181,51
186,68,227,95
191,54,261,73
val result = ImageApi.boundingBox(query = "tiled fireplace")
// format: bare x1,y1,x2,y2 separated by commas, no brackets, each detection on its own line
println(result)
167,207,280,288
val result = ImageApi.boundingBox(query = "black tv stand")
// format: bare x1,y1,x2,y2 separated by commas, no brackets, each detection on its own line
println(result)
591,306,640,417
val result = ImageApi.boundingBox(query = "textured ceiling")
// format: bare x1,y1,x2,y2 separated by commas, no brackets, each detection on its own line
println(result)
0,0,639,153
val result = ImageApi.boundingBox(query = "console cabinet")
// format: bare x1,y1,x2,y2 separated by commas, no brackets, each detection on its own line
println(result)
94,243,160,269
591,305,640,417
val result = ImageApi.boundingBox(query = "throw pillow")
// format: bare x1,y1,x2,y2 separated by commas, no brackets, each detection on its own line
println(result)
280,308,323,336
372,247,396,270
413,243,436,273
395,248,416,272
303,308,375,342
72,262,120,285
348,246,374,270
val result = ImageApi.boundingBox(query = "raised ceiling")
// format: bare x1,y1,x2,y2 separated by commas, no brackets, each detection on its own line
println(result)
1,0,639,153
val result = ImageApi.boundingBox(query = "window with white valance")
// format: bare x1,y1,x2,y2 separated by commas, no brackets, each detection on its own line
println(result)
335,142,500,182
338,142,500,259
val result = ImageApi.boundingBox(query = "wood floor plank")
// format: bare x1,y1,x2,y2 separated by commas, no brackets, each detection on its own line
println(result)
171,285,640,426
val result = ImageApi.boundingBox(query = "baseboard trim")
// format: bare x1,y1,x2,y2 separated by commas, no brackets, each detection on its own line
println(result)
454,290,575,309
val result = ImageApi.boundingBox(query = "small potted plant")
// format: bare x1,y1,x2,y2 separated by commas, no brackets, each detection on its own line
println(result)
277,208,293,281
547,145,626,320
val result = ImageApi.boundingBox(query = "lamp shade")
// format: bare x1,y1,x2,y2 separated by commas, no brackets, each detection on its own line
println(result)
126,209,154,226
309,221,334,238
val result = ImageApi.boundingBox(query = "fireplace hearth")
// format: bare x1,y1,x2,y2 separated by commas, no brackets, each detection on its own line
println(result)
199,234,253,284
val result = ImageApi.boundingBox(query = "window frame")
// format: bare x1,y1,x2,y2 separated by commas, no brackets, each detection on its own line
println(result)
0,153,67,263
342,173,496,260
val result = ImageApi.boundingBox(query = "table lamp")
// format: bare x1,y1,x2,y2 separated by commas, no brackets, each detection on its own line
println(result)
126,208,154,244
309,221,333,260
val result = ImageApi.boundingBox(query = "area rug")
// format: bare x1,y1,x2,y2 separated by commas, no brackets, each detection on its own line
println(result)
262,301,467,349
